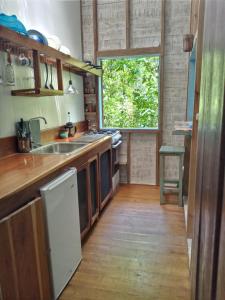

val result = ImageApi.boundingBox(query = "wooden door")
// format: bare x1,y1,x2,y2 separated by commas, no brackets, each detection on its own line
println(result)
216,171,225,299
99,147,112,210
77,163,91,238
0,197,52,300
190,0,225,299
88,155,100,225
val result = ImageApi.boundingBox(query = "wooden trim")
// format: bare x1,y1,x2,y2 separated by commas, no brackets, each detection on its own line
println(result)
88,155,100,225
0,136,17,158
77,162,91,240
187,0,205,239
33,50,41,91
127,133,131,184
80,0,84,61
156,132,160,185
31,199,43,299
125,0,130,49
56,59,63,91
7,220,20,299
95,76,100,130
99,145,113,210
119,128,159,134
97,47,161,58
93,0,98,64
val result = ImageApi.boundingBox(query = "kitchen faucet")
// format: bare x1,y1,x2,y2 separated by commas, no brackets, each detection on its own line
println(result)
28,116,47,149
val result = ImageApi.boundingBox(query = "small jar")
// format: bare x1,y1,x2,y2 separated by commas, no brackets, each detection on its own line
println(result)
58,129,69,139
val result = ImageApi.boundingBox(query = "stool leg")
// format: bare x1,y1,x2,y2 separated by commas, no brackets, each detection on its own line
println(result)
160,155,165,204
178,153,184,207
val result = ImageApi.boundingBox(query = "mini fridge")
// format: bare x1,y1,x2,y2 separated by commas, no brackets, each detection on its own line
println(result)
40,168,82,299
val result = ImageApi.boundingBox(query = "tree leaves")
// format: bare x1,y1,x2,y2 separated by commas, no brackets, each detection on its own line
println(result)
101,56,159,128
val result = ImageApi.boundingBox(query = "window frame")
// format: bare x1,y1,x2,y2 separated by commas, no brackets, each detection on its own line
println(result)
97,54,161,132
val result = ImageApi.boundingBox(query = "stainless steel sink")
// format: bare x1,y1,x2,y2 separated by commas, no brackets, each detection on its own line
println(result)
30,142,88,155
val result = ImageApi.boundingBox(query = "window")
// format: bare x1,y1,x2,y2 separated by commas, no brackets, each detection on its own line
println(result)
99,55,160,129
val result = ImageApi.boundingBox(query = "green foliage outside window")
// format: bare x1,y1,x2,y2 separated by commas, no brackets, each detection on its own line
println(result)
101,56,159,129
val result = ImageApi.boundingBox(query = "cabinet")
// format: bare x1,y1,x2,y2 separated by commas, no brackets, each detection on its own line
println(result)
77,156,100,239
0,197,52,300
77,163,90,239
99,147,112,210
89,156,99,225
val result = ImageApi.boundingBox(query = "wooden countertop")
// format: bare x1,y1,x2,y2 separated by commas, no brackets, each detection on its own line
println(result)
0,136,111,202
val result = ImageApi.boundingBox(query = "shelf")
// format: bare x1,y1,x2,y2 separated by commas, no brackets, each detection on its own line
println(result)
0,25,102,77
163,187,179,194
119,162,128,166
85,112,96,117
11,88,64,97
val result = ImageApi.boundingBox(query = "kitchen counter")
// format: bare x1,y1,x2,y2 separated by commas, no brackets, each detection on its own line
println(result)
0,135,111,203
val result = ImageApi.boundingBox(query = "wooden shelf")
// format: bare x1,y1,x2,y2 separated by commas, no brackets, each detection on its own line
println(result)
0,25,102,77
119,162,128,166
85,112,97,116
11,88,64,97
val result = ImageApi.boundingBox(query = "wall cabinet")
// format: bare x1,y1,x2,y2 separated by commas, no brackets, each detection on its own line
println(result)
0,197,52,300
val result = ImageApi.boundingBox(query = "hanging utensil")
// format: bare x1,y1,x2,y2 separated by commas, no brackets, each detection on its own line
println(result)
49,64,54,90
5,49,15,86
44,63,49,89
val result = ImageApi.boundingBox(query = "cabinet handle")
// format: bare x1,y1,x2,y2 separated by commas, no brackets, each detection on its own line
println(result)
112,140,122,149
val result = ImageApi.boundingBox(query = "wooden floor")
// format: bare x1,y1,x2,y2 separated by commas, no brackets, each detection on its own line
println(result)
60,185,190,300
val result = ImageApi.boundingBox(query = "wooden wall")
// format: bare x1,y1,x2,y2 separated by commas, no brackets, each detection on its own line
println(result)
81,0,191,185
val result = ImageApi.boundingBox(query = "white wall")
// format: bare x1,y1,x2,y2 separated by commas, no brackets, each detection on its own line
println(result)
0,0,84,137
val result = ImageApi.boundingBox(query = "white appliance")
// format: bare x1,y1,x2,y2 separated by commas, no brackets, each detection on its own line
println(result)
40,168,82,299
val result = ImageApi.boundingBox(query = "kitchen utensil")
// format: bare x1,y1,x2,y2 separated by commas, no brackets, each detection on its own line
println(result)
17,53,29,66
17,137,31,153
47,35,61,50
5,49,15,86
27,29,48,45
16,118,29,139
44,63,49,89
49,64,54,90
59,45,71,55
0,13,27,35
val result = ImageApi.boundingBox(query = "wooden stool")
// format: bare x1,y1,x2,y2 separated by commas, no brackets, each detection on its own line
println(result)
159,146,185,207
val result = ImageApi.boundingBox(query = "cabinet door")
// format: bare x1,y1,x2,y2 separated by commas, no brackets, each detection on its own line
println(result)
100,148,112,210
77,164,90,238
0,198,52,300
89,156,99,224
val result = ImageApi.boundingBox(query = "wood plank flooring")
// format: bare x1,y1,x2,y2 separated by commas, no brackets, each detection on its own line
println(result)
60,185,190,300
